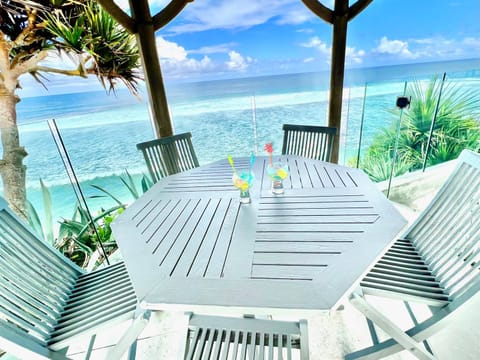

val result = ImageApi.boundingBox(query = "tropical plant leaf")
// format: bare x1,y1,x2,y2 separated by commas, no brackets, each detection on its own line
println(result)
26,200,44,240
90,184,124,206
76,205,125,239
25,179,55,244
141,174,153,193
119,169,139,199
40,179,54,245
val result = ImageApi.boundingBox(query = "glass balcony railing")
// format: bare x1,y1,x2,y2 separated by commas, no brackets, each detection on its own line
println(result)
1,61,478,259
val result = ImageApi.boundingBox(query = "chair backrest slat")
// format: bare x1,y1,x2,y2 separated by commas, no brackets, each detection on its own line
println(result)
0,200,82,345
185,314,307,360
137,132,199,183
281,124,336,162
404,150,480,301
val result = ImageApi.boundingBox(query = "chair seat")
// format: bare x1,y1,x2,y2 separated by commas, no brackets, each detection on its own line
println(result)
0,198,143,360
360,238,450,306
49,262,137,349
347,150,480,360
184,314,309,359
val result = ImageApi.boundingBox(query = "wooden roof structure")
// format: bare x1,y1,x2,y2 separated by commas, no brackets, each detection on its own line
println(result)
96,0,373,163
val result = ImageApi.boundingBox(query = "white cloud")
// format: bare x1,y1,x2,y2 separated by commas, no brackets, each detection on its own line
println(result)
414,36,480,58
113,0,169,10
188,43,236,55
276,8,313,25
226,51,254,71
300,36,365,65
154,36,255,78
463,37,480,47
156,37,188,61
375,36,417,59
112,0,313,32
346,46,365,64
38,50,79,69
155,36,216,78
168,0,312,33
297,28,315,34
374,35,480,62
301,36,330,55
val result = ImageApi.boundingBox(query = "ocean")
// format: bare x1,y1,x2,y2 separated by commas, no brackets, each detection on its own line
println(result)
12,58,480,223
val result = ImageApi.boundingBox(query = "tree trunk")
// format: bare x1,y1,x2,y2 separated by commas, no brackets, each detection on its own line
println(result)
0,87,28,219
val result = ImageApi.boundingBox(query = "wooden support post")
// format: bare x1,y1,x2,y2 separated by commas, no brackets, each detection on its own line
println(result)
128,0,173,138
328,4,348,163
301,0,373,164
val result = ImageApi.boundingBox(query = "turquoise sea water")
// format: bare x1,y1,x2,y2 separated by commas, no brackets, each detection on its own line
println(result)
11,58,480,221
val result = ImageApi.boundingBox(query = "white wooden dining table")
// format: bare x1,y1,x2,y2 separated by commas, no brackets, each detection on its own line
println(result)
112,155,407,314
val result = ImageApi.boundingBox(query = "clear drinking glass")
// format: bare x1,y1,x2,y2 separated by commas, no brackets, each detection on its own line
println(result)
232,171,254,203
267,163,289,194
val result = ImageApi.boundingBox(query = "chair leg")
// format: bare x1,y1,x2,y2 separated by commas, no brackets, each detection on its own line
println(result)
349,293,435,360
105,310,151,360
85,334,96,360
127,340,138,360
299,319,310,360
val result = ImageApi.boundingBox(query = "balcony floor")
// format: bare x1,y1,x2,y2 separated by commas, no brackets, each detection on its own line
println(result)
58,289,480,360
60,202,480,360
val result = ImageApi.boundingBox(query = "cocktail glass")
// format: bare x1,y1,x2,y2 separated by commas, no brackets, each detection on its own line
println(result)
232,171,254,203
267,163,289,194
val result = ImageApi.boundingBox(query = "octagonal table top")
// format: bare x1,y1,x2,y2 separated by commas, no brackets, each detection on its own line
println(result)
112,155,407,313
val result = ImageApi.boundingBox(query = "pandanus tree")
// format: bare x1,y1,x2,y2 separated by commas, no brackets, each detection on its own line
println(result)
0,0,141,217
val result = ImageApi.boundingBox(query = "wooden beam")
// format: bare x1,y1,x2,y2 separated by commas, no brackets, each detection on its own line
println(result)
348,0,374,21
301,0,333,24
152,0,194,31
95,0,135,33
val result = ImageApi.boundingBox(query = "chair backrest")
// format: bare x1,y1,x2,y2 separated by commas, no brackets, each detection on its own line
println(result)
136,132,200,183
405,150,480,303
184,314,309,360
281,124,336,162
0,198,83,351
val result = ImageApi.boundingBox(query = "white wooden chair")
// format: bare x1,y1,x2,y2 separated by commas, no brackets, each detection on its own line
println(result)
136,132,199,183
0,198,149,359
347,149,480,360
281,124,336,162
182,313,309,359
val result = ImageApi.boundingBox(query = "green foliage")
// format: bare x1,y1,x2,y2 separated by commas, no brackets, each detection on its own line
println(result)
2,0,141,93
44,0,141,93
91,170,152,203
26,171,152,269
358,76,480,181
360,150,412,183
57,203,124,268
26,179,55,245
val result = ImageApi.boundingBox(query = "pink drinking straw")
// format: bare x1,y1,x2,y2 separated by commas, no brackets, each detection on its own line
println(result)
264,143,273,165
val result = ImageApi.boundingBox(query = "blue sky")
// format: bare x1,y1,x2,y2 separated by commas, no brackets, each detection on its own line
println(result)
148,0,480,79
20,0,480,96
